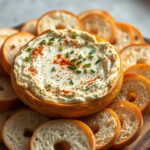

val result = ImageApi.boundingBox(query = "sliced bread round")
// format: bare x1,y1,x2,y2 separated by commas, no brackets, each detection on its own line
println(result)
37,10,83,34
0,28,18,36
120,44,150,70
109,101,143,148
113,22,134,52
82,108,121,150
21,19,37,35
79,9,116,43
0,32,34,74
30,119,95,150
125,64,150,80
0,75,18,112
2,109,50,150
114,73,150,113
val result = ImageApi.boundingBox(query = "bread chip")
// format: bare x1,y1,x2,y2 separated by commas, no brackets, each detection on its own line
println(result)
0,28,18,36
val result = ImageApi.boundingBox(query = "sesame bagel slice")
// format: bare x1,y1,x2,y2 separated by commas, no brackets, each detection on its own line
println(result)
11,29,123,118
37,10,83,34
30,119,95,150
1,32,34,74
81,108,121,150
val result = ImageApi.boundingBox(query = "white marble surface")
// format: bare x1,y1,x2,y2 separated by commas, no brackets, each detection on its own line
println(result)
0,0,149,37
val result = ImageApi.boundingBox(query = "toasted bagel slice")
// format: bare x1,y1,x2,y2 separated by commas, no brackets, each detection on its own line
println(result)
2,109,50,150
1,32,34,74
11,29,123,118
79,9,116,43
114,73,150,113
113,22,134,51
126,24,144,44
0,36,8,75
21,19,37,35
0,28,18,36
82,108,121,150
37,10,83,34
109,101,143,148
120,44,150,70
0,76,18,112
30,119,95,150
125,64,150,80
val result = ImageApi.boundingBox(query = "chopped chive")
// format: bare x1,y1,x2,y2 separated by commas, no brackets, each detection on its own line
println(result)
76,61,82,65
89,49,96,54
71,32,77,39
58,46,64,51
25,57,30,63
95,59,101,64
40,40,46,45
68,65,77,70
65,52,69,58
88,54,94,59
70,50,74,54
26,47,32,52
69,80,74,85
51,67,56,72
71,58,76,62
84,68,87,73
76,70,81,74
91,69,95,74
79,54,83,59
49,37,55,41
48,38,55,45
84,41,88,46
85,88,90,91
83,63,91,68
58,38,62,42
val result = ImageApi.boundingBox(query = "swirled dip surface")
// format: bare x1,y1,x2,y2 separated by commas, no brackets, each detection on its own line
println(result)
13,30,120,103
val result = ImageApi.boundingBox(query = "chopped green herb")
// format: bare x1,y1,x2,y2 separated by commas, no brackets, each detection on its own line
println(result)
25,57,30,63
71,32,77,39
83,63,91,68
40,40,46,45
76,70,81,74
69,80,74,85
49,37,55,41
84,41,88,46
51,67,56,72
88,54,94,59
58,38,62,42
26,47,32,52
71,58,76,62
95,59,101,64
68,65,77,70
58,46,64,51
70,50,74,54
76,61,82,65
65,52,69,58
48,38,55,45
79,54,83,59
91,69,95,74
89,49,96,54
85,88,90,91
84,68,87,73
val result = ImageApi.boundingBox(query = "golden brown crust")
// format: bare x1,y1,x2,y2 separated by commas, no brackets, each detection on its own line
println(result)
11,30,124,118
37,10,83,34
79,10,116,43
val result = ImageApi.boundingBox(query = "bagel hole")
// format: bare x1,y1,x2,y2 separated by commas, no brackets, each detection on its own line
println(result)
23,129,33,138
136,58,146,64
0,85,4,91
56,25,65,30
54,141,70,150
127,92,136,102
91,124,99,134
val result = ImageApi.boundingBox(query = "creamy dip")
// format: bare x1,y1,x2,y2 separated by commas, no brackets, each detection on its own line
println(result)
13,29,120,103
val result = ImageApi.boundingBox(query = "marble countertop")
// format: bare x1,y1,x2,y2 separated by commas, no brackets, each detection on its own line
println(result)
0,0,149,37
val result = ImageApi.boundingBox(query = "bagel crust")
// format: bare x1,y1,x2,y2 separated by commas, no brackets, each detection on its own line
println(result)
11,29,123,118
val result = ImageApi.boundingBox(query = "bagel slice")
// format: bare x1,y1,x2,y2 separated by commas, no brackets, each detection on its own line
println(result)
30,119,95,150
109,101,143,148
120,44,150,70
37,10,83,34
11,29,123,118
79,9,116,43
0,75,18,112
125,64,150,80
1,32,34,74
21,19,37,35
114,73,150,113
81,108,121,150
113,22,134,51
2,109,50,150
0,28,18,36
